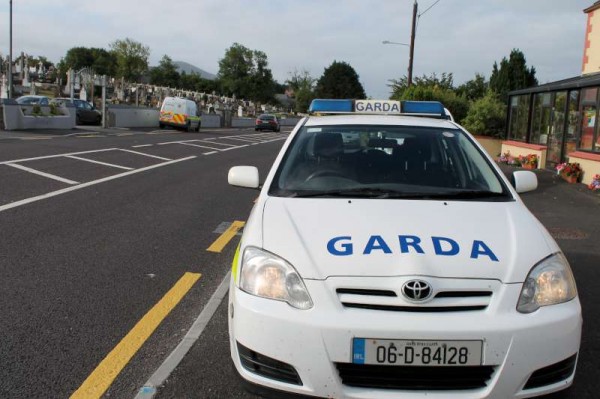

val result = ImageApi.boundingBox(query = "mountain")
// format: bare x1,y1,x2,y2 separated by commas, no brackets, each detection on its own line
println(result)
174,61,216,81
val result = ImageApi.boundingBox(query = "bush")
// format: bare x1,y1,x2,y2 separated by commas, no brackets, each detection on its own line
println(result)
461,91,506,137
394,85,470,123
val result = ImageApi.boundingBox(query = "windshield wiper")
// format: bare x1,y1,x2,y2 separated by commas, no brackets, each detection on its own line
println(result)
290,188,430,199
417,190,510,200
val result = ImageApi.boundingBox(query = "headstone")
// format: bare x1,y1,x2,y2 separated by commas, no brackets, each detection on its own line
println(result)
238,105,243,117
1,75,7,99
80,86,87,101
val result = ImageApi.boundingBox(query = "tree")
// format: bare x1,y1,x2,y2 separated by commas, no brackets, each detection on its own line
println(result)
109,38,150,82
314,61,366,99
58,47,117,77
286,69,316,113
489,49,537,101
456,73,487,102
150,55,180,87
389,72,454,100
218,43,277,103
461,90,506,137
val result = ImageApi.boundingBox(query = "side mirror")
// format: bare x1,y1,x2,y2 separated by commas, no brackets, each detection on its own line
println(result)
512,170,538,193
228,166,260,189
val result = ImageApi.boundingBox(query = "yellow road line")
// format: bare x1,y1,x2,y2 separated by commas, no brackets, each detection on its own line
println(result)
70,272,201,399
207,221,245,253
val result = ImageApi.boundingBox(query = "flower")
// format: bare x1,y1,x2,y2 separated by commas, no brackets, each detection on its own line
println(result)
556,162,582,178
518,154,538,168
588,174,600,191
497,151,510,164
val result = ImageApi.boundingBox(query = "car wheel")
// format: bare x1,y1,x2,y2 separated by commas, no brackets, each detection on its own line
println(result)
255,128,259,131
186,121,192,132
96,116,102,126
159,123,165,129
76,114,81,125
195,121,201,132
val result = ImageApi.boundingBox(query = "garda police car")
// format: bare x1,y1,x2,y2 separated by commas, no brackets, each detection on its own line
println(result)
227,99,581,398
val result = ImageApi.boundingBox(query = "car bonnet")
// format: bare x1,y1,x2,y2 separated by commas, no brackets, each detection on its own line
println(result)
261,196,555,283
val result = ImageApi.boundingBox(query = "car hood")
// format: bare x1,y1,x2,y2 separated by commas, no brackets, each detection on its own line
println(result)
261,197,555,283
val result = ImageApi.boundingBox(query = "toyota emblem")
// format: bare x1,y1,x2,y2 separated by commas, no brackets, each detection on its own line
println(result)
402,280,432,301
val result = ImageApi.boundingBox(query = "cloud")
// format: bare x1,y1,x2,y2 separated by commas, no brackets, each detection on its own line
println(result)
0,0,591,99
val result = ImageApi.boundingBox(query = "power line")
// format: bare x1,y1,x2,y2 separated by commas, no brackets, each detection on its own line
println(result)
419,0,441,18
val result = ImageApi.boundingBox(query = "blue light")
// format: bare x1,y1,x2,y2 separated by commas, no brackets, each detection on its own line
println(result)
401,101,445,116
309,99,354,114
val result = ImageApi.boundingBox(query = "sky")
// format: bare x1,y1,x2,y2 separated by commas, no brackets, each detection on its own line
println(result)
0,0,593,99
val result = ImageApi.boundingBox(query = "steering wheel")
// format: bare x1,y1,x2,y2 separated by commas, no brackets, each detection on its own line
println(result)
305,169,347,181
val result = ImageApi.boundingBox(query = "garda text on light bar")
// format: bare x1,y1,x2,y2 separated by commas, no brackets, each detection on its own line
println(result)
354,100,401,113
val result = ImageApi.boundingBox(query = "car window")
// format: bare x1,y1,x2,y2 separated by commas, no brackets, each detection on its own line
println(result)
259,115,274,120
269,124,509,200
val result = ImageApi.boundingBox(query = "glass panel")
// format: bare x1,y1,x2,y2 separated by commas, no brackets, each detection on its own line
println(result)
580,105,596,150
565,91,580,156
508,95,530,141
546,92,567,165
582,87,598,102
531,93,552,145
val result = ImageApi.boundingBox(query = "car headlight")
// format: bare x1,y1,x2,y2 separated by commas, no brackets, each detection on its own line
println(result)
517,253,577,313
239,246,313,310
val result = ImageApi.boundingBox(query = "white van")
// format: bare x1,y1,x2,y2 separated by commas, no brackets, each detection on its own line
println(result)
159,97,201,131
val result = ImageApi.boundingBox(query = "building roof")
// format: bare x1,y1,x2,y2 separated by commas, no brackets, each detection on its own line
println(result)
508,72,600,96
584,1,600,13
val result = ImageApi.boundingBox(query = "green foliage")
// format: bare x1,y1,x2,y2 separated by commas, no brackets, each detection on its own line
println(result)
489,49,537,101
57,47,117,76
109,38,150,82
314,61,366,99
390,79,469,123
150,55,180,87
218,43,277,103
461,91,506,137
389,72,454,100
456,73,487,102
31,104,42,116
179,71,221,93
286,69,316,113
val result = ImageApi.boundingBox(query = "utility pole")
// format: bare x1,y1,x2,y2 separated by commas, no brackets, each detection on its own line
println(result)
408,0,418,87
8,0,13,98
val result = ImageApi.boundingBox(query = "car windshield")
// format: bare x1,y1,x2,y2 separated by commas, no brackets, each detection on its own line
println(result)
260,115,275,120
269,124,511,201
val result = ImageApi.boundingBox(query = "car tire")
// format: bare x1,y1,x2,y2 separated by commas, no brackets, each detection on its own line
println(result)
76,115,81,125
195,121,201,132
159,123,165,129
255,128,259,131
96,116,102,126
186,121,192,132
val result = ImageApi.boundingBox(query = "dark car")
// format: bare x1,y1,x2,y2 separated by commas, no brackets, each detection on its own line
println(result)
53,98,102,125
255,114,280,132
16,95,50,105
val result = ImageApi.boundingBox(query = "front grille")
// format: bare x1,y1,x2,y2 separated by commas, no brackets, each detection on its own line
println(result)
523,354,577,389
337,287,493,312
237,342,302,385
335,363,495,390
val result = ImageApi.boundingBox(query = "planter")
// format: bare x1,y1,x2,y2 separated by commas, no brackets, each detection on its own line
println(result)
522,164,536,170
561,174,579,184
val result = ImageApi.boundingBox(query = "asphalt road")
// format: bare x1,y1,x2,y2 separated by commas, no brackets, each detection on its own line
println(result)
1,127,599,399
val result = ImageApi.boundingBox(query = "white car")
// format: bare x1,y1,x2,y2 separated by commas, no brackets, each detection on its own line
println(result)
227,99,581,399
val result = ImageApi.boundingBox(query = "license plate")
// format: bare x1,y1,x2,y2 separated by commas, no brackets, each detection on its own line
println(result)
353,338,482,366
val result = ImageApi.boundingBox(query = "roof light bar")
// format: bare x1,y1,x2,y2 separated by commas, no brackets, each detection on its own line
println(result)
308,99,447,118
401,101,445,117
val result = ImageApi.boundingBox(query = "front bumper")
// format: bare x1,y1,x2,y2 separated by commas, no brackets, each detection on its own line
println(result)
229,277,582,399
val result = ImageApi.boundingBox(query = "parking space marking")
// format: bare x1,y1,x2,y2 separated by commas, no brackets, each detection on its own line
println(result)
178,142,227,151
5,163,80,185
65,155,134,171
0,156,196,213
0,148,118,165
221,145,248,151
194,140,237,147
135,271,230,399
118,149,172,161
132,144,154,148
207,220,245,253
203,151,218,155
219,136,263,143
70,272,201,399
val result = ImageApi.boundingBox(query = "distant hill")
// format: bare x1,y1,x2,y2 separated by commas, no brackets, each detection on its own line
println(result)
174,61,216,80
